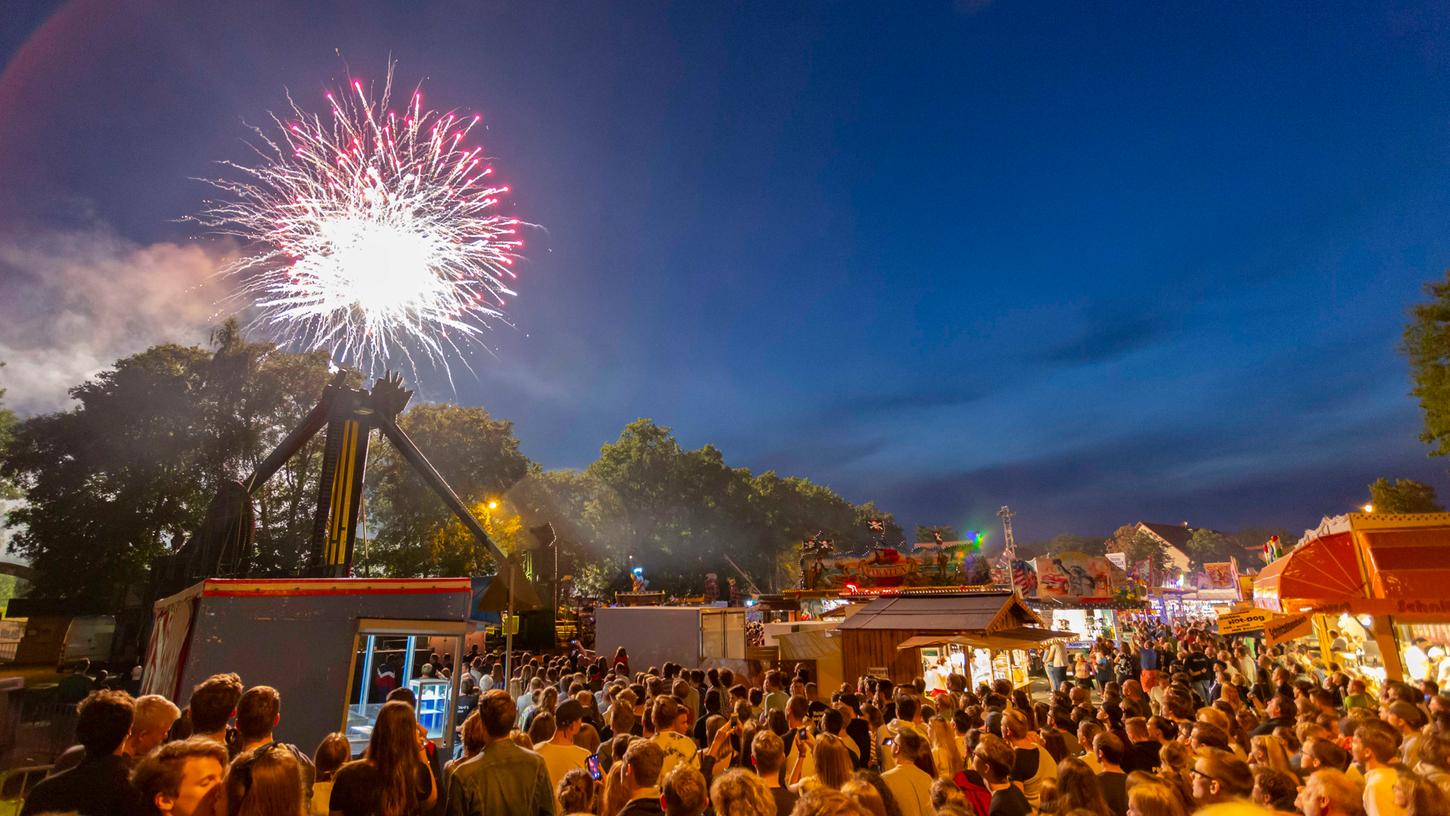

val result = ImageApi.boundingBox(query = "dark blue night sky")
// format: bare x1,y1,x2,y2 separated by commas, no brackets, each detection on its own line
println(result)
3,1,1450,541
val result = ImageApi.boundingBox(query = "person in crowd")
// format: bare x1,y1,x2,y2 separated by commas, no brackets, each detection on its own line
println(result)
1297,768,1366,816
188,673,244,748
131,737,231,816
310,732,350,816
972,733,1030,816
22,690,147,816
50,692,183,777
796,733,853,793
1124,777,1188,816
616,738,667,816
331,700,436,816
1354,720,1406,816
751,729,799,816
536,698,592,801
1093,733,1128,816
1249,733,1295,776
556,768,597,816
224,743,308,816
234,685,316,801
1395,771,1449,816
880,730,932,816
1189,747,1254,808
652,694,701,781
711,767,775,816
662,765,709,816
1052,755,1113,816
1002,709,1055,808
1253,766,1300,812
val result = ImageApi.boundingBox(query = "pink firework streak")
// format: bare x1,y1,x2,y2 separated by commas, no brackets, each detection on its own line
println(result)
197,68,523,380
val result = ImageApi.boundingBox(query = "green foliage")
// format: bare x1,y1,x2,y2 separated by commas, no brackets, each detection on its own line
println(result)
1368,477,1444,514
1405,275,1450,456
0,362,17,500
1044,533,1105,556
1,332,341,601
364,403,531,576
914,525,960,544
1108,525,1170,574
1184,528,1237,572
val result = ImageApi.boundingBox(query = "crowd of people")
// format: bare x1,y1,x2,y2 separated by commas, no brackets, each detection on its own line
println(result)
16,619,1450,816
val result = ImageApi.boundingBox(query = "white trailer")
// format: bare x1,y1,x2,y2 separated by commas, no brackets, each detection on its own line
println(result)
594,606,746,672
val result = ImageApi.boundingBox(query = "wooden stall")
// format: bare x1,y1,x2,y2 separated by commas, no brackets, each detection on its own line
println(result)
837,589,1070,685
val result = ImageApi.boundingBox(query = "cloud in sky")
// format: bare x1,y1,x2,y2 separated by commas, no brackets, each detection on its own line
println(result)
0,226,227,414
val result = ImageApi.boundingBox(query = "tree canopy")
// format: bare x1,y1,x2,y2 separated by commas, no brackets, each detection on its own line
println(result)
1405,274,1450,457
1367,477,1445,514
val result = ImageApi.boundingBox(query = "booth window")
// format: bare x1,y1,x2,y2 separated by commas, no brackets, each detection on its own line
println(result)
344,619,466,756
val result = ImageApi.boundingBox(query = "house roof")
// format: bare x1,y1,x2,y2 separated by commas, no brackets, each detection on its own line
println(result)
836,591,1043,632
1138,522,1196,552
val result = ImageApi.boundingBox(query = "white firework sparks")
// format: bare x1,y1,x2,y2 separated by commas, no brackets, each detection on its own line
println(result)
198,68,523,378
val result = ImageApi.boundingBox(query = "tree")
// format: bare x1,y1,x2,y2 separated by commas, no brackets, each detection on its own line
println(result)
0,362,17,499
914,525,961,544
1405,275,1450,456
1368,478,1445,514
1,333,350,601
1043,533,1105,556
1107,525,1170,575
365,403,532,577
1184,528,1236,572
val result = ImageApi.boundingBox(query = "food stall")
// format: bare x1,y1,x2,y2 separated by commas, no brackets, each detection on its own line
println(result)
1254,512,1450,683
836,588,1072,688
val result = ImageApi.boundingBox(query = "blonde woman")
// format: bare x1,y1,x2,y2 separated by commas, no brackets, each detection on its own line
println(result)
1249,734,1294,776
927,716,964,778
794,734,854,792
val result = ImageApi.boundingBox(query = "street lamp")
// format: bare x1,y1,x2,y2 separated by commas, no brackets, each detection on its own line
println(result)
1362,503,1374,513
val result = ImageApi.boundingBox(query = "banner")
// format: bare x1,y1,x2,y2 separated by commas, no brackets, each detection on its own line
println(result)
1034,552,1117,599
1203,561,1238,590
1106,553,1128,571
1216,607,1277,635
1265,613,1314,647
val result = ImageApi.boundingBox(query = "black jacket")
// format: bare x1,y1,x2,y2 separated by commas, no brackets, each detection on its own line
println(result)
20,755,145,816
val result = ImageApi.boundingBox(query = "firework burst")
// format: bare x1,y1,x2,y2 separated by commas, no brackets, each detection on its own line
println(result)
197,67,523,379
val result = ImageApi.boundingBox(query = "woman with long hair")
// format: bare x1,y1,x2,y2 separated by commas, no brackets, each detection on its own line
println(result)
927,716,964,778
225,744,307,816
310,733,350,816
709,768,776,816
1125,776,1189,816
1249,734,1294,776
796,734,854,792
1396,771,1450,816
1052,756,1112,816
601,761,632,816
329,700,436,816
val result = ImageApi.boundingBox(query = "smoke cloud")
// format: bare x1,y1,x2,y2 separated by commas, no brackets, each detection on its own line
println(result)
0,227,229,415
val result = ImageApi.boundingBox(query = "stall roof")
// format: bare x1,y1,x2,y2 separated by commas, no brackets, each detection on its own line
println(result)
836,592,1042,632
1253,531,1365,612
1359,525,1450,599
894,626,1077,652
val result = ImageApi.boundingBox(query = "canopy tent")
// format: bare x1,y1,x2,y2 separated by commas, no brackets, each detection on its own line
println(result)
1360,526,1450,599
1253,530,1366,613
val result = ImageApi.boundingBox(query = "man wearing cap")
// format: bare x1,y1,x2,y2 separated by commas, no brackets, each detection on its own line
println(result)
1385,701,1428,768
536,698,592,800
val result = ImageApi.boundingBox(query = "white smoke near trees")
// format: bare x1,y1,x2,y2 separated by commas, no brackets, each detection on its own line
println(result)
0,226,229,414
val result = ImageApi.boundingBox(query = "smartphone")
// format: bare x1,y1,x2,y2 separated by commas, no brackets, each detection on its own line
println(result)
730,715,741,728
586,754,602,781
798,728,808,741
882,737,894,747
